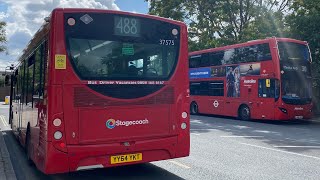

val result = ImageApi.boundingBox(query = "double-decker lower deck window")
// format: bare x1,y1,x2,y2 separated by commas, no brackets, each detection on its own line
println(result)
190,81,224,96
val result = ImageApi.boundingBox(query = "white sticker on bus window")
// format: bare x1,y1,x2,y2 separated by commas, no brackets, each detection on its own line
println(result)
80,14,93,24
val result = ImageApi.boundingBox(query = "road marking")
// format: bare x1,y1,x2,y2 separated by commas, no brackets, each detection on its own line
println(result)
169,160,191,169
240,142,320,160
221,136,263,138
284,138,320,145
191,133,200,136
0,116,8,127
274,146,320,148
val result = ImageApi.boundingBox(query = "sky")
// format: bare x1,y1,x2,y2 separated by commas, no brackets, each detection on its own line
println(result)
0,0,149,71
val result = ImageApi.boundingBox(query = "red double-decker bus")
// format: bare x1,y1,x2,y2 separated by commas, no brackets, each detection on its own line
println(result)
189,37,312,121
9,8,189,174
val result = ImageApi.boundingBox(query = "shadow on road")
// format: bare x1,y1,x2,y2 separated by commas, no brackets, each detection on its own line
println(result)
3,130,184,180
53,163,184,180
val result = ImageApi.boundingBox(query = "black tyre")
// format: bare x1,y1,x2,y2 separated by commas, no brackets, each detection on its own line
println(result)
190,102,199,115
239,105,251,121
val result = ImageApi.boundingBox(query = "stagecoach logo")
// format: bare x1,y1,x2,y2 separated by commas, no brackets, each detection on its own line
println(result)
106,118,149,129
106,119,116,129
244,79,256,84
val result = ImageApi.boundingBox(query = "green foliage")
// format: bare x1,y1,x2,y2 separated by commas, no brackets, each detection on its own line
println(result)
148,0,290,50
0,21,6,52
286,0,320,77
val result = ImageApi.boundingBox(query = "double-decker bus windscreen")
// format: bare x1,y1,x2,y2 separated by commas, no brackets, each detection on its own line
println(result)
278,42,312,105
64,13,180,81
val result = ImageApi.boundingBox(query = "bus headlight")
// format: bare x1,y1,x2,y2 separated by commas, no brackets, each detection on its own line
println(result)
279,107,287,114
54,131,63,140
181,123,187,130
182,112,188,119
53,118,62,127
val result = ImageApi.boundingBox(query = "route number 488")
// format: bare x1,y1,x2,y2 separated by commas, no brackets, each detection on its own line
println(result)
115,17,140,37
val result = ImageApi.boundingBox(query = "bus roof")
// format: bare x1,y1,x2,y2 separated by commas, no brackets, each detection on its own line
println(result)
16,8,186,67
52,8,186,26
189,37,308,56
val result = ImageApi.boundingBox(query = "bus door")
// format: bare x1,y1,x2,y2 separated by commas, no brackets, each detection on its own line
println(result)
256,79,275,120
208,81,225,115
225,77,240,117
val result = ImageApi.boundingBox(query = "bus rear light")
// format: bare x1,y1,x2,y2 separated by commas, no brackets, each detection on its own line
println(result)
54,131,63,140
182,112,188,119
279,107,288,114
181,123,187,130
53,118,62,127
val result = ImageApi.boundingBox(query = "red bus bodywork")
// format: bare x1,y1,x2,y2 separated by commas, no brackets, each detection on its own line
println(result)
189,37,312,121
10,8,189,174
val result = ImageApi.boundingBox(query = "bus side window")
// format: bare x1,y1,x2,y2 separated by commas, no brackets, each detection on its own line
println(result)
189,55,201,68
209,52,223,66
200,54,210,67
208,81,224,96
190,82,210,96
275,80,280,101
27,54,35,107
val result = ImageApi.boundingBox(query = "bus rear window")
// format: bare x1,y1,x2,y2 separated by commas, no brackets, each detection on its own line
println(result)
64,13,180,81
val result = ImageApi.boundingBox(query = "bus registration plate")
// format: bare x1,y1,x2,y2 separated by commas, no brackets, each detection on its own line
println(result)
295,116,303,119
110,153,142,164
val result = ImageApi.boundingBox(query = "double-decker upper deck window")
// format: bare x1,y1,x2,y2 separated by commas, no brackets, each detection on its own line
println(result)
223,43,271,65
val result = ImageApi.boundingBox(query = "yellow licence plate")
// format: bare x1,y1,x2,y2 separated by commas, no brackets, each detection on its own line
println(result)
110,153,142,164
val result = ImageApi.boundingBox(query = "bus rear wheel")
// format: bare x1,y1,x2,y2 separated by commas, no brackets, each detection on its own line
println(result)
190,102,198,115
239,105,250,121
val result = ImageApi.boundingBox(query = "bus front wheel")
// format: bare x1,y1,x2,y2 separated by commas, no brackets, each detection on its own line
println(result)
239,105,250,121
190,102,199,115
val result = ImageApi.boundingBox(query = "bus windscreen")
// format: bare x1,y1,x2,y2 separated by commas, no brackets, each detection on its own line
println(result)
278,42,312,104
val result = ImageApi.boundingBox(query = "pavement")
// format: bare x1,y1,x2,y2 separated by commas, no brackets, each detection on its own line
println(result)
0,102,17,180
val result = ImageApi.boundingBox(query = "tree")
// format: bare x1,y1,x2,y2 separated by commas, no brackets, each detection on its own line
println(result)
0,21,6,52
147,0,290,50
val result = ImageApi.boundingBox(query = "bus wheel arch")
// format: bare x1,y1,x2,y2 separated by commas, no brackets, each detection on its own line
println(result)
238,104,251,121
190,101,199,115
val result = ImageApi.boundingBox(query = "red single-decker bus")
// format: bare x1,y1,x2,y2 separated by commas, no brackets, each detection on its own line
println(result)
10,8,190,174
